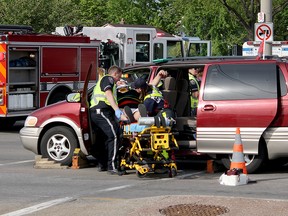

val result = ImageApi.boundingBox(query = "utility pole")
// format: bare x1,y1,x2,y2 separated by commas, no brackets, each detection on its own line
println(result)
260,0,272,55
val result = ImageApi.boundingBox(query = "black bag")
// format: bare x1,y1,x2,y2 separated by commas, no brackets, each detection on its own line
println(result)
226,168,242,176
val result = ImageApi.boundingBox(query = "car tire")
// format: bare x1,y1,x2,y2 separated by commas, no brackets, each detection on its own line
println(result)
40,126,78,166
221,143,267,174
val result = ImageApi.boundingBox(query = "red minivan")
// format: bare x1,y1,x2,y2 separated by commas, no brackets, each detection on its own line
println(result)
20,57,288,173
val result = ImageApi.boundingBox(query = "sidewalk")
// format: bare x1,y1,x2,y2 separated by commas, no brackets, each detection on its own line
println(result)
34,195,288,216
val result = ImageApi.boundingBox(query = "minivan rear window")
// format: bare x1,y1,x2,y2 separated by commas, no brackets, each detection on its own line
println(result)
203,63,277,100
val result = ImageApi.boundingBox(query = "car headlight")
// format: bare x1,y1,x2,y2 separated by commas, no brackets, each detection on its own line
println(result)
24,116,38,127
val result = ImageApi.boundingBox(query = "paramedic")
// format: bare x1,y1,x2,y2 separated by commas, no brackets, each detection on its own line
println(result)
130,70,168,121
90,65,127,175
189,67,201,117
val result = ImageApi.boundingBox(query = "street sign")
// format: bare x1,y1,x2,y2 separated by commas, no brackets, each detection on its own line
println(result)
257,12,265,23
254,23,273,42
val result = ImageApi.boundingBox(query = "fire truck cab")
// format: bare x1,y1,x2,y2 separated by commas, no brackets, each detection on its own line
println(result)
56,24,185,69
56,24,213,69
183,36,212,57
242,41,288,57
0,25,100,125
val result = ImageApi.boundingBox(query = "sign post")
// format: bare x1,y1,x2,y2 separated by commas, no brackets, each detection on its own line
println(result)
259,1,272,56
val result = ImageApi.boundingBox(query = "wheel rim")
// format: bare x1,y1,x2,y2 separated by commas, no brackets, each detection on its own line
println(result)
229,154,255,166
136,170,146,178
46,133,71,161
171,167,178,177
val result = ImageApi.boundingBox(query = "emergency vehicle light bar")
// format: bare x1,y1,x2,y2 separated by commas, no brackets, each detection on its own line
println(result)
156,33,165,37
247,41,288,46
246,41,261,45
0,25,33,33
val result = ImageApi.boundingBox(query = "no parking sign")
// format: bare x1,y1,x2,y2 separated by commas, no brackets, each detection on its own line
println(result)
254,23,273,42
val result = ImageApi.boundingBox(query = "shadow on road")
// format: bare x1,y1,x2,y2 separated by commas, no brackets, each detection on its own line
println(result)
0,120,24,132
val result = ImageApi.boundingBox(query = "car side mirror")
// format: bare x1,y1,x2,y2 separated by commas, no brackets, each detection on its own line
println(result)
66,92,81,102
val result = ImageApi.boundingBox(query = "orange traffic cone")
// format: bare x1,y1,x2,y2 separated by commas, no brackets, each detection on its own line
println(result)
230,128,247,174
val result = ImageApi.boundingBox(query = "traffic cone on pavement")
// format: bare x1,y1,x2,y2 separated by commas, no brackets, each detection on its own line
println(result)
219,128,249,186
230,128,247,174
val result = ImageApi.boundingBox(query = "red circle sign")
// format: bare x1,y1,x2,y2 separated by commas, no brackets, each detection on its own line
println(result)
256,24,271,41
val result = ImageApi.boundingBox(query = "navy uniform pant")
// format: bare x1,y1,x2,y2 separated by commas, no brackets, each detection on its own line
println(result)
90,108,121,171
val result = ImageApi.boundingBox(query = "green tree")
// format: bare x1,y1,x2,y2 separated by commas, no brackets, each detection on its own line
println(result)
105,0,158,24
152,0,183,34
173,0,288,55
0,0,287,55
219,0,288,41
173,0,238,55
0,0,80,33
105,0,176,32
77,0,109,26
273,0,288,40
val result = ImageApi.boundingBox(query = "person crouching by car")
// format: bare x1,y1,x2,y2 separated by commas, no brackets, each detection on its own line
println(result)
130,70,169,121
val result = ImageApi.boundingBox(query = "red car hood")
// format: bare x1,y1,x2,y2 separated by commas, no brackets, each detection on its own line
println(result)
29,101,81,127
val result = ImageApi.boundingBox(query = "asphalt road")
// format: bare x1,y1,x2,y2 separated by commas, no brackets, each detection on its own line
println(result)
1,123,288,216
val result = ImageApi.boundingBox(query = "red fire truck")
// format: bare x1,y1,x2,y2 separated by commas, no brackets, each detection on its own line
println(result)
0,25,100,126
55,24,212,69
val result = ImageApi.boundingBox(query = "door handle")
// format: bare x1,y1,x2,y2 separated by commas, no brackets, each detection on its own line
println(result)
203,104,216,111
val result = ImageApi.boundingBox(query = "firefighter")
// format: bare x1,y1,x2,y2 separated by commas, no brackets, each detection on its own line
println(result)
188,67,201,117
90,65,127,175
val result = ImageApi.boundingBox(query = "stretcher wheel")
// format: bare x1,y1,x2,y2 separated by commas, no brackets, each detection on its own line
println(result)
154,116,161,128
160,115,166,127
168,167,177,178
136,170,147,178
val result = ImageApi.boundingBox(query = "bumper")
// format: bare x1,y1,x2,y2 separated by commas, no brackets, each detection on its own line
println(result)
19,127,42,154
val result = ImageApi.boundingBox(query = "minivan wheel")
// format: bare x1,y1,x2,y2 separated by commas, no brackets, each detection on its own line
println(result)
40,126,78,166
221,144,267,174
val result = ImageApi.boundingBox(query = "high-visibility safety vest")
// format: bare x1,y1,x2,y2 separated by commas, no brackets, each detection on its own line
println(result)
90,75,117,108
191,96,198,109
189,74,200,109
144,86,163,102
188,74,200,91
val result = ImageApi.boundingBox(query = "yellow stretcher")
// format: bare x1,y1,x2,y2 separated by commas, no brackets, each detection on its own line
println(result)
119,116,179,178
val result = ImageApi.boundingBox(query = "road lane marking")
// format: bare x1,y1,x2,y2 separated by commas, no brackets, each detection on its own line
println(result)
0,197,75,216
0,160,34,166
81,197,126,201
98,184,131,192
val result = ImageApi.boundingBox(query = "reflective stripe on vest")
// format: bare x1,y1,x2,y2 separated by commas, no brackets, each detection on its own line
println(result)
144,86,163,101
189,74,199,108
90,75,117,108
